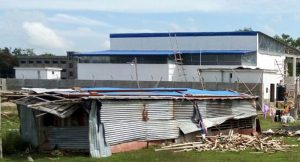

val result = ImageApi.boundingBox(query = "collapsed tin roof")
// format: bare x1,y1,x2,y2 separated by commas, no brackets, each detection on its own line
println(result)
10,87,257,118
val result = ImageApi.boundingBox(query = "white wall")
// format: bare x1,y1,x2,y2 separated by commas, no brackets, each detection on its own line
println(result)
15,69,47,79
257,52,285,72
46,70,61,79
111,35,258,51
77,63,169,81
15,69,61,79
196,69,264,83
262,72,283,100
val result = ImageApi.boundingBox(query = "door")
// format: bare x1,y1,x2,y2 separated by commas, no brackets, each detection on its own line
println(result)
270,84,275,102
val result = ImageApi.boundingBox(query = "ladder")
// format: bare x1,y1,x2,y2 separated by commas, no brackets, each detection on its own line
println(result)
171,33,187,82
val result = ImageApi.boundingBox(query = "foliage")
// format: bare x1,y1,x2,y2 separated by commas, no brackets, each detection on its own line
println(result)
0,47,18,78
40,53,55,56
274,33,300,49
0,47,54,78
1,107,28,154
2,131,28,154
236,27,254,32
12,48,36,56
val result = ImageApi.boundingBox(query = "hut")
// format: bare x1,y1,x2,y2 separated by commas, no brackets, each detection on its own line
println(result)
13,87,258,158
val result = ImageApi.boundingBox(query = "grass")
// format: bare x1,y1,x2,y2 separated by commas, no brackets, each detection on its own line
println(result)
2,106,300,162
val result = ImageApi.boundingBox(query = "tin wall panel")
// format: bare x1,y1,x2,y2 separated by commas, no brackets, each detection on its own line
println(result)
47,127,89,150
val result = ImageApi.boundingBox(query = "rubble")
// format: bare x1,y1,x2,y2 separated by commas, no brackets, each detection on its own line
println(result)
155,130,297,153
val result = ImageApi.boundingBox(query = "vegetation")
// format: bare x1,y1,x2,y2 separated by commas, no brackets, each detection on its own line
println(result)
2,105,300,162
0,47,55,78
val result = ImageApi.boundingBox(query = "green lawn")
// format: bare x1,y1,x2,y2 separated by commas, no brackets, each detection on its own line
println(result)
2,106,300,162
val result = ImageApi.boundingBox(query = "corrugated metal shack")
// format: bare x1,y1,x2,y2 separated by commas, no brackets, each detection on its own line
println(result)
13,87,258,158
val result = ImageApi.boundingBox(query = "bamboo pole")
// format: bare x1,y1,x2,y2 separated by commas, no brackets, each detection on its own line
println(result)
0,93,3,159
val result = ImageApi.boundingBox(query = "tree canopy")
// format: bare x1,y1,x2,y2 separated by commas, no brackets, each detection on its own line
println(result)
0,47,18,78
274,34,300,49
0,47,55,78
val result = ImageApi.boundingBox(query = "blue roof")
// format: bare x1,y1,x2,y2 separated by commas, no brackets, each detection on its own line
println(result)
110,31,258,38
79,87,242,97
73,50,256,56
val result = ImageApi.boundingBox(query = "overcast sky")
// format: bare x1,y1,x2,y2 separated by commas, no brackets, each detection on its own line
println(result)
1,0,300,55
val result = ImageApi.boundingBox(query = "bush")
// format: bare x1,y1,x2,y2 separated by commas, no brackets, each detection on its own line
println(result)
2,130,28,154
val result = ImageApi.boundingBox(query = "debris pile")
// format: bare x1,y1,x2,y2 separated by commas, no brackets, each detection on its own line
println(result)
155,131,297,153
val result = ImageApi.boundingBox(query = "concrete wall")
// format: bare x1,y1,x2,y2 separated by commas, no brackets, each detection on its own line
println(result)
15,69,61,80
77,63,169,81
111,35,258,51
15,69,47,79
0,79,6,91
46,70,61,79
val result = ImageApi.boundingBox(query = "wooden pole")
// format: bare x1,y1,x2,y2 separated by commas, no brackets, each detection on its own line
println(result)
0,92,3,159
293,78,299,120
134,57,140,88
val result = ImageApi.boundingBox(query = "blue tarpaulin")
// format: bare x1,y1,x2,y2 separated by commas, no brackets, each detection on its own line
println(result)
79,87,241,97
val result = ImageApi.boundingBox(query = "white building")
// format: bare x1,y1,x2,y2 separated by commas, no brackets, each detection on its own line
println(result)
14,67,62,80
71,31,300,103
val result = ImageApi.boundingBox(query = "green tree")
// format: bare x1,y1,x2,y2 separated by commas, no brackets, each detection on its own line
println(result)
12,48,36,56
40,53,54,56
0,47,18,78
236,27,254,32
274,34,300,49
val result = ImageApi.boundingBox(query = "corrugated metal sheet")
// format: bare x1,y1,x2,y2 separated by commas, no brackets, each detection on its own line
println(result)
101,100,145,145
89,100,111,158
18,105,39,147
174,100,194,119
47,127,89,150
145,120,179,140
232,100,257,119
100,100,179,145
147,101,173,120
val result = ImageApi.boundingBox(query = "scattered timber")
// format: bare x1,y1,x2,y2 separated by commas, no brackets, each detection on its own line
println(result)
155,130,297,153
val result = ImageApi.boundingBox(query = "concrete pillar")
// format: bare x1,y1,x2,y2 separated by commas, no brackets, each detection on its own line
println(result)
293,57,297,83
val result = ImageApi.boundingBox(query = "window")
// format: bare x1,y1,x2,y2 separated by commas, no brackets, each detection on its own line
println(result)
62,69,67,72
36,60,42,64
181,54,242,65
53,60,58,64
61,61,66,64
45,60,50,64
29,60,34,64
20,61,26,64
69,63,73,68
69,71,73,77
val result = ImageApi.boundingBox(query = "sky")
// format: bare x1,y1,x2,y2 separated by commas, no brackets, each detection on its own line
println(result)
1,0,300,55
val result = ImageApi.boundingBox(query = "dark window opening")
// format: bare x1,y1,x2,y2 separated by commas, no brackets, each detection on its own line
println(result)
45,60,50,64
53,60,58,64
61,61,66,64
20,61,26,64
36,60,42,64
182,54,242,65
69,63,73,68
29,60,34,64
69,71,73,77
42,107,88,127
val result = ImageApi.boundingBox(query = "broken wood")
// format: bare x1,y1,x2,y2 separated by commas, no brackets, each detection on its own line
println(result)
155,130,297,153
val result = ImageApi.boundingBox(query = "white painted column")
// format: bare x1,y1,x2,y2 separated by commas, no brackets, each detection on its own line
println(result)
293,57,297,83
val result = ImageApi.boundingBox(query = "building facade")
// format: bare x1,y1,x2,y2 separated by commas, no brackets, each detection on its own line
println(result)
14,67,62,79
71,31,300,103
17,55,77,79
